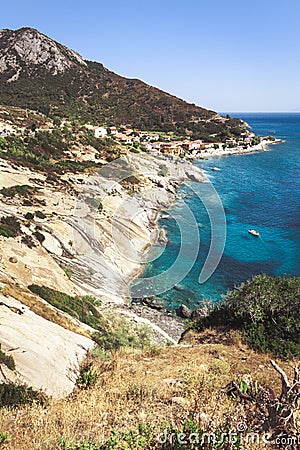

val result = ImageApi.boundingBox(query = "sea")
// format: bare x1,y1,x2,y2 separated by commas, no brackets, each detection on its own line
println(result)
131,113,300,310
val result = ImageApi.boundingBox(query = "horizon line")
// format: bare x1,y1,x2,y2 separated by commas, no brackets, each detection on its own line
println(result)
219,111,300,114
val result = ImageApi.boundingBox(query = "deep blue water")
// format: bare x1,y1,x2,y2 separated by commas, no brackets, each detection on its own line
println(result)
132,114,300,309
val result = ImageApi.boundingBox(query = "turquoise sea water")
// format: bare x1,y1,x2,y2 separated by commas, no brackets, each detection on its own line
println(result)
132,114,300,310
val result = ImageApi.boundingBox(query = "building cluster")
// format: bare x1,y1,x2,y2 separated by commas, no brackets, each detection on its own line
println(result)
81,124,219,157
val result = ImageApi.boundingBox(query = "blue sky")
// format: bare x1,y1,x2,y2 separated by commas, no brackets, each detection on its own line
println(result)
1,0,300,112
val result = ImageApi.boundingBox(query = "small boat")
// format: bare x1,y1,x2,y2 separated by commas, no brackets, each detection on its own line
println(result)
212,167,221,171
248,229,259,237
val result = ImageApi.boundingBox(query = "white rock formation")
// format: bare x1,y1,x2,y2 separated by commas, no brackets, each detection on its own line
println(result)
0,294,94,398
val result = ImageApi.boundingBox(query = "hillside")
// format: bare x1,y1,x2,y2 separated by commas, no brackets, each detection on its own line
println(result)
0,27,245,140
0,338,298,450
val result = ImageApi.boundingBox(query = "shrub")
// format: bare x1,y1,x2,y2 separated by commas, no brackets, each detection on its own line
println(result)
0,432,8,444
25,212,34,220
59,438,101,450
158,164,168,177
28,285,102,329
21,235,36,248
35,210,46,219
76,363,99,389
33,231,45,243
0,383,46,408
192,275,300,359
92,321,150,352
0,344,15,371
0,184,36,198
0,216,21,238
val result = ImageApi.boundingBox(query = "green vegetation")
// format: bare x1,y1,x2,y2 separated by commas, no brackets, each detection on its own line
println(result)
63,268,73,279
158,164,168,177
92,320,150,352
25,212,34,220
35,210,46,219
0,184,37,199
59,420,242,449
0,383,46,408
28,285,150,351
0,432,8,445
191,274,300,359
0,128,119,174
251,136,261,146
0,344,15,370
59,438,101,450
85,196,103,212
28,285,102,328
76,363,99,389
0,215,21,238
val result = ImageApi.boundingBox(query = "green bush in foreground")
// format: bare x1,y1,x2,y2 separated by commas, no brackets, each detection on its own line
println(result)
192,274,300,359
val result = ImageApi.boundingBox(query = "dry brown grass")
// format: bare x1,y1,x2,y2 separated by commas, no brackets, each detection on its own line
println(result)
0,340,298,449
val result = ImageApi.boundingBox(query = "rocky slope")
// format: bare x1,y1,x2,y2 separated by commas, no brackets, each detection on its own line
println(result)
0,27,245,138
0,126,205,396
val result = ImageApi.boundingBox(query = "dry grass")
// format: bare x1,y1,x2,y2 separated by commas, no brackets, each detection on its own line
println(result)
0,339,298,449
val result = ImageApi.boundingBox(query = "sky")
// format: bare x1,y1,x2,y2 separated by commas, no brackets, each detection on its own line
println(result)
1,0,300,112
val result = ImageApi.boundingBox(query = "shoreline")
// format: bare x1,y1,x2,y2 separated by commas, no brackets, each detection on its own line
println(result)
122,138,282,341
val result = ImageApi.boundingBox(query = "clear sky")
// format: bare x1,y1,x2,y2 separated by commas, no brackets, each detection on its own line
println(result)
1,0,300,112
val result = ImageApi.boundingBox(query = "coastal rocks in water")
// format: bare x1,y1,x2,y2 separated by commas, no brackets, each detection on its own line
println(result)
176,304,192,319
141,297,164,311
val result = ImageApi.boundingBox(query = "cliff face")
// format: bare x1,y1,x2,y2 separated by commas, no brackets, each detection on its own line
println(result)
0,28,87,77
0,27,245,138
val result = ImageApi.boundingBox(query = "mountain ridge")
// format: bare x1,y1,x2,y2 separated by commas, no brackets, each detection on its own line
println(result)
0,27,245,139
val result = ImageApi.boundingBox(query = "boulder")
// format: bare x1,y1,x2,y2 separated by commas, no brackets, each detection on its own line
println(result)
176,304,192,319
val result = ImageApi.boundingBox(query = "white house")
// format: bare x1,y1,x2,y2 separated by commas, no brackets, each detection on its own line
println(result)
94,127,107,138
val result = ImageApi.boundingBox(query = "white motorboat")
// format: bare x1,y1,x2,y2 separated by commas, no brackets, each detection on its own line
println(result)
248,229,259,237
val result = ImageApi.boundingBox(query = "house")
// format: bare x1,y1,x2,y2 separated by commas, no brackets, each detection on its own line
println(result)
147,133,160,141
94,127,107,138
110,127,118,135
181,142,192,152
161,143,183,157
152,143,162,151
82,125,107,138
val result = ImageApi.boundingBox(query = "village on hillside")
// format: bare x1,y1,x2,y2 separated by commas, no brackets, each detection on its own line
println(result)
0,106,278,163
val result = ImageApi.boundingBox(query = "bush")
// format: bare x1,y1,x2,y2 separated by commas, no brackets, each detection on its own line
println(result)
0,216,21,238
158,164,168,177
21,235,36,248
0,184,36,198
192,275,300,359
92,320,150,352
0,383,46,408
35,210,46,219
33,231,45,243
0,432,8,444
28,285,102,329
0,345,15,371
76,363,99,389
